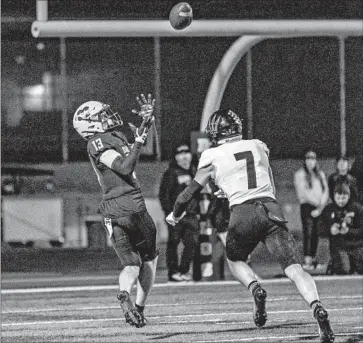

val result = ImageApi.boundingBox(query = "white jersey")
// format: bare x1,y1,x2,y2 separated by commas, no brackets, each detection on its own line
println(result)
198,139,275,206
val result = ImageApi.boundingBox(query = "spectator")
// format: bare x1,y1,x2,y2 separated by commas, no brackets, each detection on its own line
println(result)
322,183,363,275
159,144,200,282
294,150,329,270
328,156,358,201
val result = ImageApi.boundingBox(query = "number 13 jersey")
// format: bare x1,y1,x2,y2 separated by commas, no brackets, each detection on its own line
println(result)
198,139,275,206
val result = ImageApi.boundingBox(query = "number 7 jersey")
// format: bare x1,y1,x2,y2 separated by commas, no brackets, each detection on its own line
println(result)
198,139,275,206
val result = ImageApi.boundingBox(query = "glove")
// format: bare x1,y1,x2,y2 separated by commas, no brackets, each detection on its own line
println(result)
135,116,155,144
166,211,186,226
132,93,155,121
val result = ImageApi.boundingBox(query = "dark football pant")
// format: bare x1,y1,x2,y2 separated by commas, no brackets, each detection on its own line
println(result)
300,203,320,258
208,197,230,234
166,213,199,277
226,197,301,271
102,210,159,269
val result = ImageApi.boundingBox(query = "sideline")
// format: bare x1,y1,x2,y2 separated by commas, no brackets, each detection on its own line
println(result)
1,275,362,294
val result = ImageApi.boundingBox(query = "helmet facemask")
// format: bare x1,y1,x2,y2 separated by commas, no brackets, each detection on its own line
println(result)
99,105,123,132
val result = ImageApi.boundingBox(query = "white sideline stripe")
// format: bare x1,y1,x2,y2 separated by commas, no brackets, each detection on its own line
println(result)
1,307,362,327
2,295,362,314
195,332,363,342
1,275,117,284
1,275,362,294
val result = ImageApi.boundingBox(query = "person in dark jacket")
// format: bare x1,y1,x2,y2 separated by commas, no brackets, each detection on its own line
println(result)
159,144,200,281
328,156,358,202
322,183,363,275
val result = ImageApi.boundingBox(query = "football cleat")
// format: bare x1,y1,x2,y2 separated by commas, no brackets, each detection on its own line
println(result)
117,291,143,328
135,307,148,328
314,305,335,343
252,287,267,328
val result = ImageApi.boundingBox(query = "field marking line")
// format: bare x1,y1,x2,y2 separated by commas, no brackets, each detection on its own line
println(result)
2,275,362,294
2,295,362,314
195,332,363,342
1,307,362,327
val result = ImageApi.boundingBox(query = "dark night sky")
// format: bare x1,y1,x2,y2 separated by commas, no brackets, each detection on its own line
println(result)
2,0,363,161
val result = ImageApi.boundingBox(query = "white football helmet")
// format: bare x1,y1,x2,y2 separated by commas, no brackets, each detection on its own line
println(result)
73,101,123,139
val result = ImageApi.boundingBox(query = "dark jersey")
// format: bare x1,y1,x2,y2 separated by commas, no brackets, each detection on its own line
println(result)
87,130,146,217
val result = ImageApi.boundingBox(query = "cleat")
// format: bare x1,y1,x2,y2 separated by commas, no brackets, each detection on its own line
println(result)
125,309,143,328
117,291,143,328
135,308,148,328
253,287,267,328
314,306,335,343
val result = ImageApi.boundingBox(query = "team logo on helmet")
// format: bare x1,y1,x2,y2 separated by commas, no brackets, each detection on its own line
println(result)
73,101,123,139
205,109,242,145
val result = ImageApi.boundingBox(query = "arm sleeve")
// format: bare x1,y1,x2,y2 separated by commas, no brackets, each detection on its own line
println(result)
173,180,204,218
88,133,143,175
110,142,143,175
159,170,175,214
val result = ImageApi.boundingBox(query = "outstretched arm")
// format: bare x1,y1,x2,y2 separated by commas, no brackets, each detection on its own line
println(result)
166,164,214,225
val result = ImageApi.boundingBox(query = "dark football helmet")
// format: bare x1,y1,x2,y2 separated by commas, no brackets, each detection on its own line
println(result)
205,109,243,146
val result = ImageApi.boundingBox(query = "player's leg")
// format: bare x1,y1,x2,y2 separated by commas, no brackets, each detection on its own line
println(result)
263,223,335,342
106,218,143,327
226,203,267,328
132,210,160,326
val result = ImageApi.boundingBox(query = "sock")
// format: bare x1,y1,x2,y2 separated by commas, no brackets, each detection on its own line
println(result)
135,304,145,314
117,291,134,313
248,280,260,296
310,299,322,315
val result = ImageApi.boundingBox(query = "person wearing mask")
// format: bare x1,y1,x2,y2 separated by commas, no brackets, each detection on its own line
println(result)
322,183,363,275
159,144,200,282
294,150,329,271
328,156,358,202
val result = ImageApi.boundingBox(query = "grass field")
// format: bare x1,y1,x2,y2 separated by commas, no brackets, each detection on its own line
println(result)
1,274,363,343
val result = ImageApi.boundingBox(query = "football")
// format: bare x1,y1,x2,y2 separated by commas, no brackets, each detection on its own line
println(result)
169,2,193,30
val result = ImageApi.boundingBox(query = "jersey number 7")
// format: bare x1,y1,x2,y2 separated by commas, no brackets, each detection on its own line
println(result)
234,151,257,189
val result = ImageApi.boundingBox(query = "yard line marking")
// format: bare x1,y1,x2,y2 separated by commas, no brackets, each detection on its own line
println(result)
1,275,117,284
1,275,362,294
1,307,362,327
2,295,362,314
195,332,363,342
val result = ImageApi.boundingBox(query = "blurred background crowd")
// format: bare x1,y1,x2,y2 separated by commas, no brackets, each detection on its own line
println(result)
1,0,362,279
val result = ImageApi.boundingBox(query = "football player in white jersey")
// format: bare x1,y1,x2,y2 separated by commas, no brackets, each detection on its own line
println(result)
166,109,334,343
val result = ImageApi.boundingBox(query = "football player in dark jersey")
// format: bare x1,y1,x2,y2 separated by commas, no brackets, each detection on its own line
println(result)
73,94,158,328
